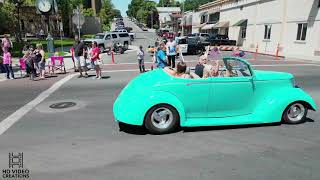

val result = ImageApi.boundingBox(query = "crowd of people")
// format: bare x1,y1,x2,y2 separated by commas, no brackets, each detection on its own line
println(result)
140,35,232,79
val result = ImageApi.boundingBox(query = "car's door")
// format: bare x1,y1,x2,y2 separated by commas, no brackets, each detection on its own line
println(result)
105,34,112,47
169,78,212,118
207,59,255,117
111,33,119,44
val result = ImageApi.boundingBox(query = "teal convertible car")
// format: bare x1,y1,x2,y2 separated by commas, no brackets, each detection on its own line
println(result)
113,57,317,134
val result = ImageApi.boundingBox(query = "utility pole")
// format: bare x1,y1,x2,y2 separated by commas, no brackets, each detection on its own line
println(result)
181,0,185,36
77,6,81,40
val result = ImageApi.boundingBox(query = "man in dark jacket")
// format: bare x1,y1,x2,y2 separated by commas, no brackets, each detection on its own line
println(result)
73,35,88,78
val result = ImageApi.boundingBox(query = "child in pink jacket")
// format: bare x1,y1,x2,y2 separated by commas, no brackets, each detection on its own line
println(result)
3,51,15,79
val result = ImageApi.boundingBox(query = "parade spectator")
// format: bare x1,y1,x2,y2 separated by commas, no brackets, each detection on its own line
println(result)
73,35,88,78
39,29,45,39
35,44,46,80
164,61,191,79
23,51,36,80
155,43,167,69
1,34,12,53
166,38,177,68
137,45,145,73
3,50,14,80
90,41,102,79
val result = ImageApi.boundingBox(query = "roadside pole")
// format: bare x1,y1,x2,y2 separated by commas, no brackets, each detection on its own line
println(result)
181,1,185,36
77,6,81,39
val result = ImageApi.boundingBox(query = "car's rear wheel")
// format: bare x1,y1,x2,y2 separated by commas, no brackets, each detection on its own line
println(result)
282,102,308,124
145,104,179,134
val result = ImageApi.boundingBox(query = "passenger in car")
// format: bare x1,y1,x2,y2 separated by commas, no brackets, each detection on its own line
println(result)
164,61,191,79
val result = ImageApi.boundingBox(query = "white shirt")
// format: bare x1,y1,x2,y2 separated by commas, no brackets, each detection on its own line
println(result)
166,41,177,56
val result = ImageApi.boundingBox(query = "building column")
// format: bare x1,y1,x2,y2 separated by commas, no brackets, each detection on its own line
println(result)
91,0,97,16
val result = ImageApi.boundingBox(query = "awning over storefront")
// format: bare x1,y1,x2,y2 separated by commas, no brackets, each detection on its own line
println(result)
213,21,229,28
202,23,216,30
233,19,247,26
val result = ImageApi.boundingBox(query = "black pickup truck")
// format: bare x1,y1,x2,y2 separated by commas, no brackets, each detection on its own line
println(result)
207,34,237,46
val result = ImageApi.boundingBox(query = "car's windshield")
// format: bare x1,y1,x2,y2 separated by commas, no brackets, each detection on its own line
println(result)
201,34,210,37
179,39,188,44
187,38,197,44
94,34,105,39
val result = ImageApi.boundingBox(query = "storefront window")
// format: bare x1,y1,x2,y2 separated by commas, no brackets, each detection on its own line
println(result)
241,26,246,38
264,25,272,39
296,23,307,41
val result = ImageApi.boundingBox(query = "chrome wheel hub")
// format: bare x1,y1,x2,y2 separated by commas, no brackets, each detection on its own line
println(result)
151,107,173,129
287,103,305,122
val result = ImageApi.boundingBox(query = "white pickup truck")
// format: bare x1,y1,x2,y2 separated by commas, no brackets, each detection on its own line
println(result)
114,29,136,41
83,32,131,52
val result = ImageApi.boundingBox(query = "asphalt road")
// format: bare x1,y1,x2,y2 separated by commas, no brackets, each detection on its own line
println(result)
0,24,320,179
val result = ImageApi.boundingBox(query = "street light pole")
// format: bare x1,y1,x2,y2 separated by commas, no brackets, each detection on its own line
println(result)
181,1,185,36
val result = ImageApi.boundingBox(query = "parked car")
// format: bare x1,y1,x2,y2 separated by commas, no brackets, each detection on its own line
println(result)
188,33,210,42
207,34,237,46
177,37,209,55
114,29,136,41
83,32,131,52
113,56,317,134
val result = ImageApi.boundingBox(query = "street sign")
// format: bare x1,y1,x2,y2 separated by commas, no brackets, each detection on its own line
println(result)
72,14,85,26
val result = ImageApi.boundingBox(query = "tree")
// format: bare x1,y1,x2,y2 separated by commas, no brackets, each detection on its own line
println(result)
127,0,159,27
82,8,94,17
99,0,119,31
126,0,144,18
112,9,122,18
57,0,83,37
147,10,159,29
0,0,32,42
182,0,217,11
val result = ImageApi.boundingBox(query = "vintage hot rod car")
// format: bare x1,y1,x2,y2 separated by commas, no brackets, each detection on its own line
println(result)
113,57,317,134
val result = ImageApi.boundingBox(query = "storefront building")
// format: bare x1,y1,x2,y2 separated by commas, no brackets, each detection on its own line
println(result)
194,0,320,60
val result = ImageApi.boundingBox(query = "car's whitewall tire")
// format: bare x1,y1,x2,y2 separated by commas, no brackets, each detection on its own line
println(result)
145,104,179,134
282,102,308,124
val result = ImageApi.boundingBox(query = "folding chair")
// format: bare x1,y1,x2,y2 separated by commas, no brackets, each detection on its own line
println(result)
48,56,66,74
19,58,27,77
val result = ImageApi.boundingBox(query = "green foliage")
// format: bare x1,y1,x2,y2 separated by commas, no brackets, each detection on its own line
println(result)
183,0,216,11
82,34,95,39
0,1,20,35
99,0,117,31
11,39,74,57
153,24,159,29
57,0,84,36
157,0,180,7
127,0,158,27
82,8,95,17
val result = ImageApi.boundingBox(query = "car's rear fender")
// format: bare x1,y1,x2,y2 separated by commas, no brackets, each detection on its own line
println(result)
114,91,186,126
142,91,186,125
253,88,317,123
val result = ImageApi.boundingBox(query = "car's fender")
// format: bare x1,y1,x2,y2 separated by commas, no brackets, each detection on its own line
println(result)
253,87,317,123
114,91,186,126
